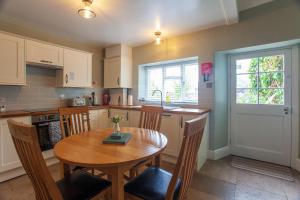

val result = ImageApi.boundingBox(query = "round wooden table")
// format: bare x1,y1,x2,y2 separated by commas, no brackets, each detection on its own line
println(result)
54,127,168,200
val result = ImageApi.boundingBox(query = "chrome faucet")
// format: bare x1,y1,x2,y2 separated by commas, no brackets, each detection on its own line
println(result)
152,89,163,107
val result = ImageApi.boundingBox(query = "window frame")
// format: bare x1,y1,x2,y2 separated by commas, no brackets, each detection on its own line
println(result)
141,58,199,104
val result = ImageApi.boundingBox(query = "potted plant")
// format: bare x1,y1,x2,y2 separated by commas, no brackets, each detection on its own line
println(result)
111,115,122,134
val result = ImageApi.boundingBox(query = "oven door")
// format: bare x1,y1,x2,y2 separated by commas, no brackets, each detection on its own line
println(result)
35,122,53,151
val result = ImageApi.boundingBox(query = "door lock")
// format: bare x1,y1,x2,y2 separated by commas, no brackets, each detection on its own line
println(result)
283,107,289,115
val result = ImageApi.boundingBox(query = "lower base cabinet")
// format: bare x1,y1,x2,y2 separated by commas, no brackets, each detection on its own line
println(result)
0,116,58,182
89,109,109,130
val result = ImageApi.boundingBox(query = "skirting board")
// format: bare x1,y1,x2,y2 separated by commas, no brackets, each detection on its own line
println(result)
208,146,231,160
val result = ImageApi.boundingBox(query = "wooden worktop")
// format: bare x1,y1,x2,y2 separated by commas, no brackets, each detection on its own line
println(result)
0,105,210,119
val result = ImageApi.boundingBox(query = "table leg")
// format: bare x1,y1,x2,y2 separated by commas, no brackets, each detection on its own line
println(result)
59,161,70,179
111,167,124,200
154,154,161,168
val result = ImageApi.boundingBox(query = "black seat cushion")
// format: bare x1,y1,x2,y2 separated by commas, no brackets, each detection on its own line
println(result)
56,172,111,200
124,167,181,200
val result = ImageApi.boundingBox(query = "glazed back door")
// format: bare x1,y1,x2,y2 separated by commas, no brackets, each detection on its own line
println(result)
230,49,292,166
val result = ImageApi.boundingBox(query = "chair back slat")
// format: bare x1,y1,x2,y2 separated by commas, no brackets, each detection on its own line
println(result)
139,105,163,131
7,119,63,200
166,116,207,200
59,106,91,137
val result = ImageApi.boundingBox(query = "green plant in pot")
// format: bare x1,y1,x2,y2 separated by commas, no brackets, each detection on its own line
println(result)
111,115,122,134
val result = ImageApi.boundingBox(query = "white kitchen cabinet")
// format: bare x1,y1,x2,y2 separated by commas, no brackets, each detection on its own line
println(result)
0,32,25,85
109,109,130,127
57,49,92,88
129,111,141,127
104,45,132,88
160,113,181,157
0,116,31,173
26,40,63,67
89,109,109,130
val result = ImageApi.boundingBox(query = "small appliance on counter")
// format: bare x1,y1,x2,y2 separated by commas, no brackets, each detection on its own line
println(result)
103,92,110,105
71,96,86,107
91,92,100,105
128,95,133,106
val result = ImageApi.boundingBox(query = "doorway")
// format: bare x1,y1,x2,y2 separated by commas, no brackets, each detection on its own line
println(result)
230,49,292,166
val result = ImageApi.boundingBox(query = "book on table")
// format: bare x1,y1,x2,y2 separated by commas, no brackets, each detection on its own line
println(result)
103,133,132,144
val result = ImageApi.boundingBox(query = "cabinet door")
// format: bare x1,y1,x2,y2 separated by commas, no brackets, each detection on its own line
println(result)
160,113,180,157
179,115,198,152
63,49,92,88
0,117,31,173
109,109,130,127
129,111,140,127
89,110,99,130
26,40,63,67
104,57,121,88
0,33,25,85
98,109,109,129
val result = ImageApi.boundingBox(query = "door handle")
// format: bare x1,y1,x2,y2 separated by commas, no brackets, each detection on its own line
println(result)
117,77,120,86
65,74,68,84
283,107,289,115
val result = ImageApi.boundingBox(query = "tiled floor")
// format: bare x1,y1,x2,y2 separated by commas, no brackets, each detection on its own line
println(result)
0,156,299,200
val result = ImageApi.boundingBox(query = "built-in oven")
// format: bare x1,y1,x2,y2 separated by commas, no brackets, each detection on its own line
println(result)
31,112,62,151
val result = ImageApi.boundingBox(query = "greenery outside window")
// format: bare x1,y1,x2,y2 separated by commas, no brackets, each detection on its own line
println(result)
236,55,284,105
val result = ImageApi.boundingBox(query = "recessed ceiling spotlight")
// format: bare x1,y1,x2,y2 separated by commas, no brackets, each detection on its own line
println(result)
154,31,161,45
78,0,96,19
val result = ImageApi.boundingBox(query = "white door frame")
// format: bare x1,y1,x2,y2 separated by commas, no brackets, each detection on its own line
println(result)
228,46,299,169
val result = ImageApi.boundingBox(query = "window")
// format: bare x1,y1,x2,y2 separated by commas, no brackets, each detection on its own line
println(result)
140,58,199,103
235,54,284,105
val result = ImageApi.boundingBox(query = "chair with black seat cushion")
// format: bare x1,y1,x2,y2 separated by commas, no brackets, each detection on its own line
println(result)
7,119,111,200
127,105,163,179
125,116,207,200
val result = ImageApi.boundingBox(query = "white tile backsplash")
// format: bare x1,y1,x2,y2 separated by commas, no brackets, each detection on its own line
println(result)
0,66,103,110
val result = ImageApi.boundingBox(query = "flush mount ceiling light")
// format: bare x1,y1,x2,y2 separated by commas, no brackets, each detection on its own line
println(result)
154,31,162,45
78,0,96,19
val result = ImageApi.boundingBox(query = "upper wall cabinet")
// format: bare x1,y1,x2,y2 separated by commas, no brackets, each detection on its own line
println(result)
56,49,92,88
104,45,132,88
0,32,25,85
26,40,63,67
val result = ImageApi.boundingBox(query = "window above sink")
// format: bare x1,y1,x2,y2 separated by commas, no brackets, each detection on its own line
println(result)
138,57,199,104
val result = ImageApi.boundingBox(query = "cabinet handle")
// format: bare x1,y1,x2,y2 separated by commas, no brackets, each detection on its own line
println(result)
40,60,53,64
180,116,183,128
117,77,120,86
65,74,68,84
162,113,172,117
108,110,110,118
126,112,129,121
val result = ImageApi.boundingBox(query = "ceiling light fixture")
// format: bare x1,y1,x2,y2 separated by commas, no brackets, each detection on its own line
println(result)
78,0,96,19
154,31,161,45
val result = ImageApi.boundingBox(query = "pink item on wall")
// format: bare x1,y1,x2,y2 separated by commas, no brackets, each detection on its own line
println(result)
201,62,213,82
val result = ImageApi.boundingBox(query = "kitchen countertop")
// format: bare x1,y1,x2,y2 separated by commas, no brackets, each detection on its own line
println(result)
0,105,210,119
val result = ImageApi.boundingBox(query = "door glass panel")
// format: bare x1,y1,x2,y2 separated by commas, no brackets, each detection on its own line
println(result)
235,54,285,105
236,89,258,104
236,58,258,74
259,89,284,105
259,55,284,72
259,72,284,88
236,74,257,88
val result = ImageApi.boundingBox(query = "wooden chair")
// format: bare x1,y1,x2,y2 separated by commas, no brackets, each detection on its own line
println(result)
58,106,99,175
7,119,111,200
139,105,163,131
124,116,207,200
128,105,163,178
58,106,91,138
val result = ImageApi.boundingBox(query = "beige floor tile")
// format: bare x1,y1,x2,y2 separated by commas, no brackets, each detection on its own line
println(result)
235,184,287,200
187,188,222,200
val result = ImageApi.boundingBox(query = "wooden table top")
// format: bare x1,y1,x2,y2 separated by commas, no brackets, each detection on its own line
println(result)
54,127,168,168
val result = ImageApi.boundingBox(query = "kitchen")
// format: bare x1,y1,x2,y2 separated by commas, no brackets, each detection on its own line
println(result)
0,0,300,199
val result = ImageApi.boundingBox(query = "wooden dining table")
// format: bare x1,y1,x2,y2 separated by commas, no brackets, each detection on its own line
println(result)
54,127,168,200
